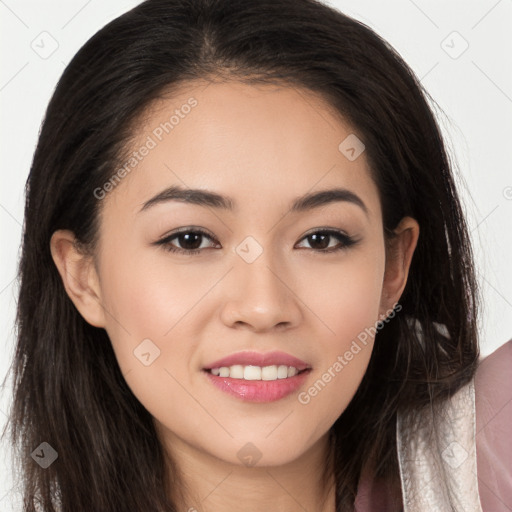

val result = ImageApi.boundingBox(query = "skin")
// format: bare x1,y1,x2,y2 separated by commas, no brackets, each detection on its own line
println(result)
50,80,419,511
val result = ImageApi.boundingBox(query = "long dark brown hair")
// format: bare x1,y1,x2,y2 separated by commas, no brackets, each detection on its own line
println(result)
2,0,479,510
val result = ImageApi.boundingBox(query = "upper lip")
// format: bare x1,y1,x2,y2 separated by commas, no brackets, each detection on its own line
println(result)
204,351,311,371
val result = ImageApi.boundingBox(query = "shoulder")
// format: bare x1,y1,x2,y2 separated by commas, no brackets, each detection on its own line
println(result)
475,338,512,511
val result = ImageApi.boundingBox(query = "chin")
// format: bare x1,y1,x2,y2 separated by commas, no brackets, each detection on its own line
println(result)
208,430,318,468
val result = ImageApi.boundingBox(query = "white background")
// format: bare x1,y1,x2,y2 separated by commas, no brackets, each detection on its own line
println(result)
1,0,511,508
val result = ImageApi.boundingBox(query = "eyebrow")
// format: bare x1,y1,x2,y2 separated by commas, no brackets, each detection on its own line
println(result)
139,184,369,216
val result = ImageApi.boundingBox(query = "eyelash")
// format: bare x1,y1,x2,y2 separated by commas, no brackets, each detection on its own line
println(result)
155,227,359,255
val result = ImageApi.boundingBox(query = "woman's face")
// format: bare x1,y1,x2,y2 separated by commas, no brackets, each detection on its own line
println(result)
52,80,417,469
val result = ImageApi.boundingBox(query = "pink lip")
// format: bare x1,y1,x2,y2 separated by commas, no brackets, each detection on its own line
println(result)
203,350,311,371
202,350,312,403
204,370,311,402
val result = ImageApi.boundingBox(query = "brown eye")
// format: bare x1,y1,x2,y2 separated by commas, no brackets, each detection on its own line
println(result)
154,227,358,256
296,230,358,253
174,232,204,251
155,228,219,255
306,233,331,250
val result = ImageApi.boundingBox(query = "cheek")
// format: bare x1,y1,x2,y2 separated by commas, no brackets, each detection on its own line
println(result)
298,344,373,443
297,304,377,442
97,252,211,431
98,247,219,383
101,247,220,337
298,249,385,345
294,251,384,432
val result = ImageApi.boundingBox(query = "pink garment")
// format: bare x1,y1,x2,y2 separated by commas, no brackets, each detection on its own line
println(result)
354,339,512,511
474,338,512,511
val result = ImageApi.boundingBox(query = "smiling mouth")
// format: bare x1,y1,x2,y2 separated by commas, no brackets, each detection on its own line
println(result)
204,365,310,381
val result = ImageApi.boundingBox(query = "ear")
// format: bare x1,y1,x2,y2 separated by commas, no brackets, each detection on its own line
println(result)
50,230,107,328
379,217,419,316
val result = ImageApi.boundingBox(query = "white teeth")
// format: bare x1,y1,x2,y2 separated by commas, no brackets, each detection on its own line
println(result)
261,365,277,380
244,366,261,380
209,364,302,380
287,366,298,377
277,365,288,379
230,365,244,379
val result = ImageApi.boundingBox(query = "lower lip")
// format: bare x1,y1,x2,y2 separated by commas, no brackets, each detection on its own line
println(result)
203,370,311,402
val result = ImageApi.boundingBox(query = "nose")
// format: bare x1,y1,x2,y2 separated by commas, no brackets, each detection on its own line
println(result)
219,248,303,333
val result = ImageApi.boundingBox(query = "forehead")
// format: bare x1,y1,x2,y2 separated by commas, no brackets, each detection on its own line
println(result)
102,80,380,220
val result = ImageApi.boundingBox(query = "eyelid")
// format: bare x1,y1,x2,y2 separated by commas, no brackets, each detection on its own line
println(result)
156,226,218,243
299,226,350,238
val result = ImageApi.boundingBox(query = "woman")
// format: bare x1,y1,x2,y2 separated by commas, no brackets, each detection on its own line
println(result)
4,0,511,510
